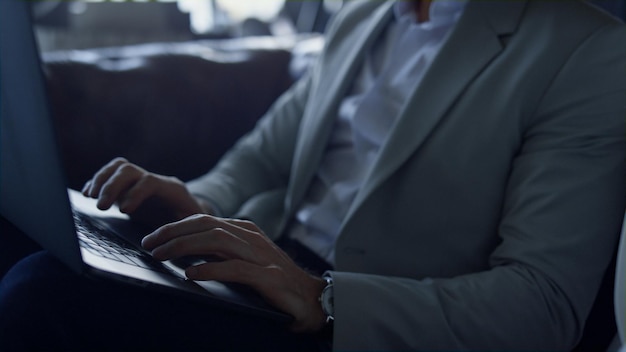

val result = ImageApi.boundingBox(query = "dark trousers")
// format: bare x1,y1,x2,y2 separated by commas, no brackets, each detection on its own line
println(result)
0,239,332,351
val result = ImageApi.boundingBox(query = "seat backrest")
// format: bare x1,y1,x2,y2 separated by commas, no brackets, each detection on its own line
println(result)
590,0,626,21
613,214,626,350
573,213,626,351
573,252,618,351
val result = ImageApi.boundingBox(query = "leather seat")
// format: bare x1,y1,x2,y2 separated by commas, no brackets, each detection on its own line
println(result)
609,215,626,351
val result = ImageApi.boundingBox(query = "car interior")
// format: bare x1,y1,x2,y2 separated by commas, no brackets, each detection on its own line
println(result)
0,0,624,350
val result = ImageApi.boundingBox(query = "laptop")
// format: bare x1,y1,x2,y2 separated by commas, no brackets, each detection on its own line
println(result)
0,0,290,323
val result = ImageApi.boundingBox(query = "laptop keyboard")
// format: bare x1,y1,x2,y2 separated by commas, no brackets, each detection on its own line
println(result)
73,211,164,271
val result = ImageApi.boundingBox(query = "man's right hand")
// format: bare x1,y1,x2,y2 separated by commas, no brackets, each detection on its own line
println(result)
82,157,209,230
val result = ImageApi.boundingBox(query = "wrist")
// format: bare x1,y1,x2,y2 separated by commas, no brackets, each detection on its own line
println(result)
292,275,327,333
310,275,329,332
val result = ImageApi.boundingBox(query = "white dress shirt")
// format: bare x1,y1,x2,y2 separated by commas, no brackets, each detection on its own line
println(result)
288,0,467,264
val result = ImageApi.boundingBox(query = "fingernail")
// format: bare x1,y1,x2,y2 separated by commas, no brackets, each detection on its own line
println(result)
185,266,198,279
96,196,109,210
141,234,154,249
151,247,164,260
119,200,131,213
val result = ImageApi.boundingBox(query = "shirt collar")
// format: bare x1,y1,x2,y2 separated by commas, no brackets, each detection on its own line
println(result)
394,0,468,26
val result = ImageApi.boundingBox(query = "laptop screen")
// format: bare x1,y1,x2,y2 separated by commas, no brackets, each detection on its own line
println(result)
0,0,83,273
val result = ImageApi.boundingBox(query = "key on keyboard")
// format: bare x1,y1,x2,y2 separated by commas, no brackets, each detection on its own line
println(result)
73,211,164,271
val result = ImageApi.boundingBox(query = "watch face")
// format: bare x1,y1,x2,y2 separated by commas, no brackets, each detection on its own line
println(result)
321,284,334,318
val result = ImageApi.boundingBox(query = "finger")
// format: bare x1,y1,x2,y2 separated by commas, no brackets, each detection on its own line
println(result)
117,174,162,214
142,214,215,250
185,259,268,287
81,180,91,195
84,157,129,198
185,252,325,333
222,218,292,262
96,163,145,210
143,215,260,251
219,218,280,252
223,218,262,233
150,228,252,262
185,261,300,319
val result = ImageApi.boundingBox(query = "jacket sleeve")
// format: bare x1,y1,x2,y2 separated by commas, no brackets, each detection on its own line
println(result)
186,73,311,218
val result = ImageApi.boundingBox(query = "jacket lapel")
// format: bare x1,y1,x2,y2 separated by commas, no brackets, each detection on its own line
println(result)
345,0,527,222
286,1,396,214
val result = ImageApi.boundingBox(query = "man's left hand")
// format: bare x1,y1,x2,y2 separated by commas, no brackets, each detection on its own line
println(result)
141,214,327,332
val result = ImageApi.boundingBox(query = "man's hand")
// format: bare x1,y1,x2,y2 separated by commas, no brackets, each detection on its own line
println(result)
82,158,209,229
141,214,328,333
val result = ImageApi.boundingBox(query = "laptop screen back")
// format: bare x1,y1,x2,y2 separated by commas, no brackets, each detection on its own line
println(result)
0,0,83,273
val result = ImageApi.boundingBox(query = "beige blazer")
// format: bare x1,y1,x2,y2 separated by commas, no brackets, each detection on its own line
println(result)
188,1,626,350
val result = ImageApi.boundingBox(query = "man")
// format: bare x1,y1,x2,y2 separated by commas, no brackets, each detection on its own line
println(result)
1,0,624,350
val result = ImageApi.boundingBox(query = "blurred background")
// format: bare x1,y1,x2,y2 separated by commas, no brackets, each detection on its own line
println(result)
32,0,345,51
30,0,625,52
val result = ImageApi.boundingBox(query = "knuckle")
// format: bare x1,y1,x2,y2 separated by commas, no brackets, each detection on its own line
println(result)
165,175,183,185
247,231,270,247
158,223,176,237
93,170,111,184
118,163,137,174
241,219,261,232
208,227,230,242
107,157,127,169
138,174,158,188
197,215,217,228
143,173,158,182
185,213,205,221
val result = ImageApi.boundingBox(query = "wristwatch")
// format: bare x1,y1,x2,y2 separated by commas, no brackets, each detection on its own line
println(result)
319,275,334,323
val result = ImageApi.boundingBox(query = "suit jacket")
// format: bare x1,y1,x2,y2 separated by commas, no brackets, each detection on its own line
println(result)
188,1,626,349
